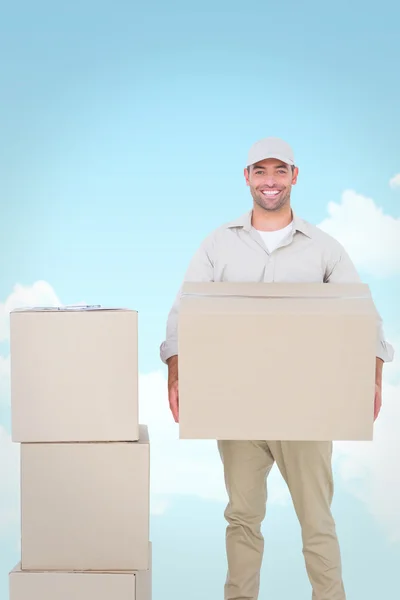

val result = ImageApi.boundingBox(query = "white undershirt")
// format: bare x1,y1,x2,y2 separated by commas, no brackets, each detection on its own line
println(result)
255,221,293,253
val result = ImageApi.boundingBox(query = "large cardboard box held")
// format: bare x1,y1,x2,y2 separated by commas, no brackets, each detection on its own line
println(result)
20,425,150,571
178,282,378,441
9,543,152,600
10,306,139,442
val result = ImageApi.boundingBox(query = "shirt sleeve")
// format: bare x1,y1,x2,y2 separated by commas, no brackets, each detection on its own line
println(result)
324,245,394,363
159,236,215,364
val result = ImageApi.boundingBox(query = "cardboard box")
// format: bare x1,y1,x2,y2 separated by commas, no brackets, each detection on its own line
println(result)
9,543,152,600
10,306,139,442
20,425,150,571
178,282,378,441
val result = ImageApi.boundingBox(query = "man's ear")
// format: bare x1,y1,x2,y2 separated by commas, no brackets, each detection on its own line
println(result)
291,166,299,185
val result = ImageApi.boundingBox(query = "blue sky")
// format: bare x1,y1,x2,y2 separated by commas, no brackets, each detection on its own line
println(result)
0,1,399,599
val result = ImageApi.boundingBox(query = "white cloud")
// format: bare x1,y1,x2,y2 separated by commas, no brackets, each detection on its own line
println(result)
0,280,61,406
0,280,61,343
317,190,400,277
384,334,400,385
0,426,20,533
333,381,400,542
318,189,400,539
0,355,10,406
389,173,400,189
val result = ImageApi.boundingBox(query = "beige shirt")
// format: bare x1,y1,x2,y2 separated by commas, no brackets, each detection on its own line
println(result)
160,210,394,364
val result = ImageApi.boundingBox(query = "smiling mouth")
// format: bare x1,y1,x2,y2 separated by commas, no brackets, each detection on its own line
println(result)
261,189,281,197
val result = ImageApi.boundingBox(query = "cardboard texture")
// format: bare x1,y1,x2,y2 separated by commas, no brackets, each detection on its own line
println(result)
9,543,152,600
10,307,139,442
20,425,150,571
178,282,378,441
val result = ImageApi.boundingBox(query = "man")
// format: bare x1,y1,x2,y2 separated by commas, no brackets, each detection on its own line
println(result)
159,137,394,600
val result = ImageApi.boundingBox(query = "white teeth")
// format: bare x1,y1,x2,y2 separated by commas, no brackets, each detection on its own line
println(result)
262,190,279,196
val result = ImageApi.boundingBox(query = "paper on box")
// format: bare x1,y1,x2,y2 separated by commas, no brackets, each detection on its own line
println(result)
178,282,378,441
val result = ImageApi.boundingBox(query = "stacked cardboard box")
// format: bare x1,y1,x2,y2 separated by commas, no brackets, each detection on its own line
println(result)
8,306,152,600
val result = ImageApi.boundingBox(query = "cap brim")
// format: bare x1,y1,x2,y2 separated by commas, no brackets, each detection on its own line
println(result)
248,152,295,167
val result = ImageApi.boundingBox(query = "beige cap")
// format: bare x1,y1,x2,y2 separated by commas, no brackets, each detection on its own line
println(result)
247,137,295,167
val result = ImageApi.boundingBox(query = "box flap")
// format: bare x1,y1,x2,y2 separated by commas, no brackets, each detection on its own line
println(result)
182,281,371,299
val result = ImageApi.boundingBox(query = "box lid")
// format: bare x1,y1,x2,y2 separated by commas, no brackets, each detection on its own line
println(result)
179,282,377,318
182,281,371,299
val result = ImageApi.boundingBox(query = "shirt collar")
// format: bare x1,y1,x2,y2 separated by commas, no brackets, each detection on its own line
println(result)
226,209,313,238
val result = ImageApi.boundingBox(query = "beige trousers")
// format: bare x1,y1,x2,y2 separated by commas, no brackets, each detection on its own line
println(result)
217,440,346,600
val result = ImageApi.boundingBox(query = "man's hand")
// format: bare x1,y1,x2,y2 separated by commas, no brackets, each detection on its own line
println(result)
374,383,382,421
167,355,179,423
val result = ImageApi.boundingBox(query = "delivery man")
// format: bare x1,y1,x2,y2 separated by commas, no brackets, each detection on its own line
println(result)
159,137,394,600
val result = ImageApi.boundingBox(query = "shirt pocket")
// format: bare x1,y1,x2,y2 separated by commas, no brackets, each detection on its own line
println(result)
214,257,267,282
276,254,325,282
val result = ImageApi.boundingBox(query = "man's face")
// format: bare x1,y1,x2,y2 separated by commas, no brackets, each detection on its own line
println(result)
244,158,298,212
